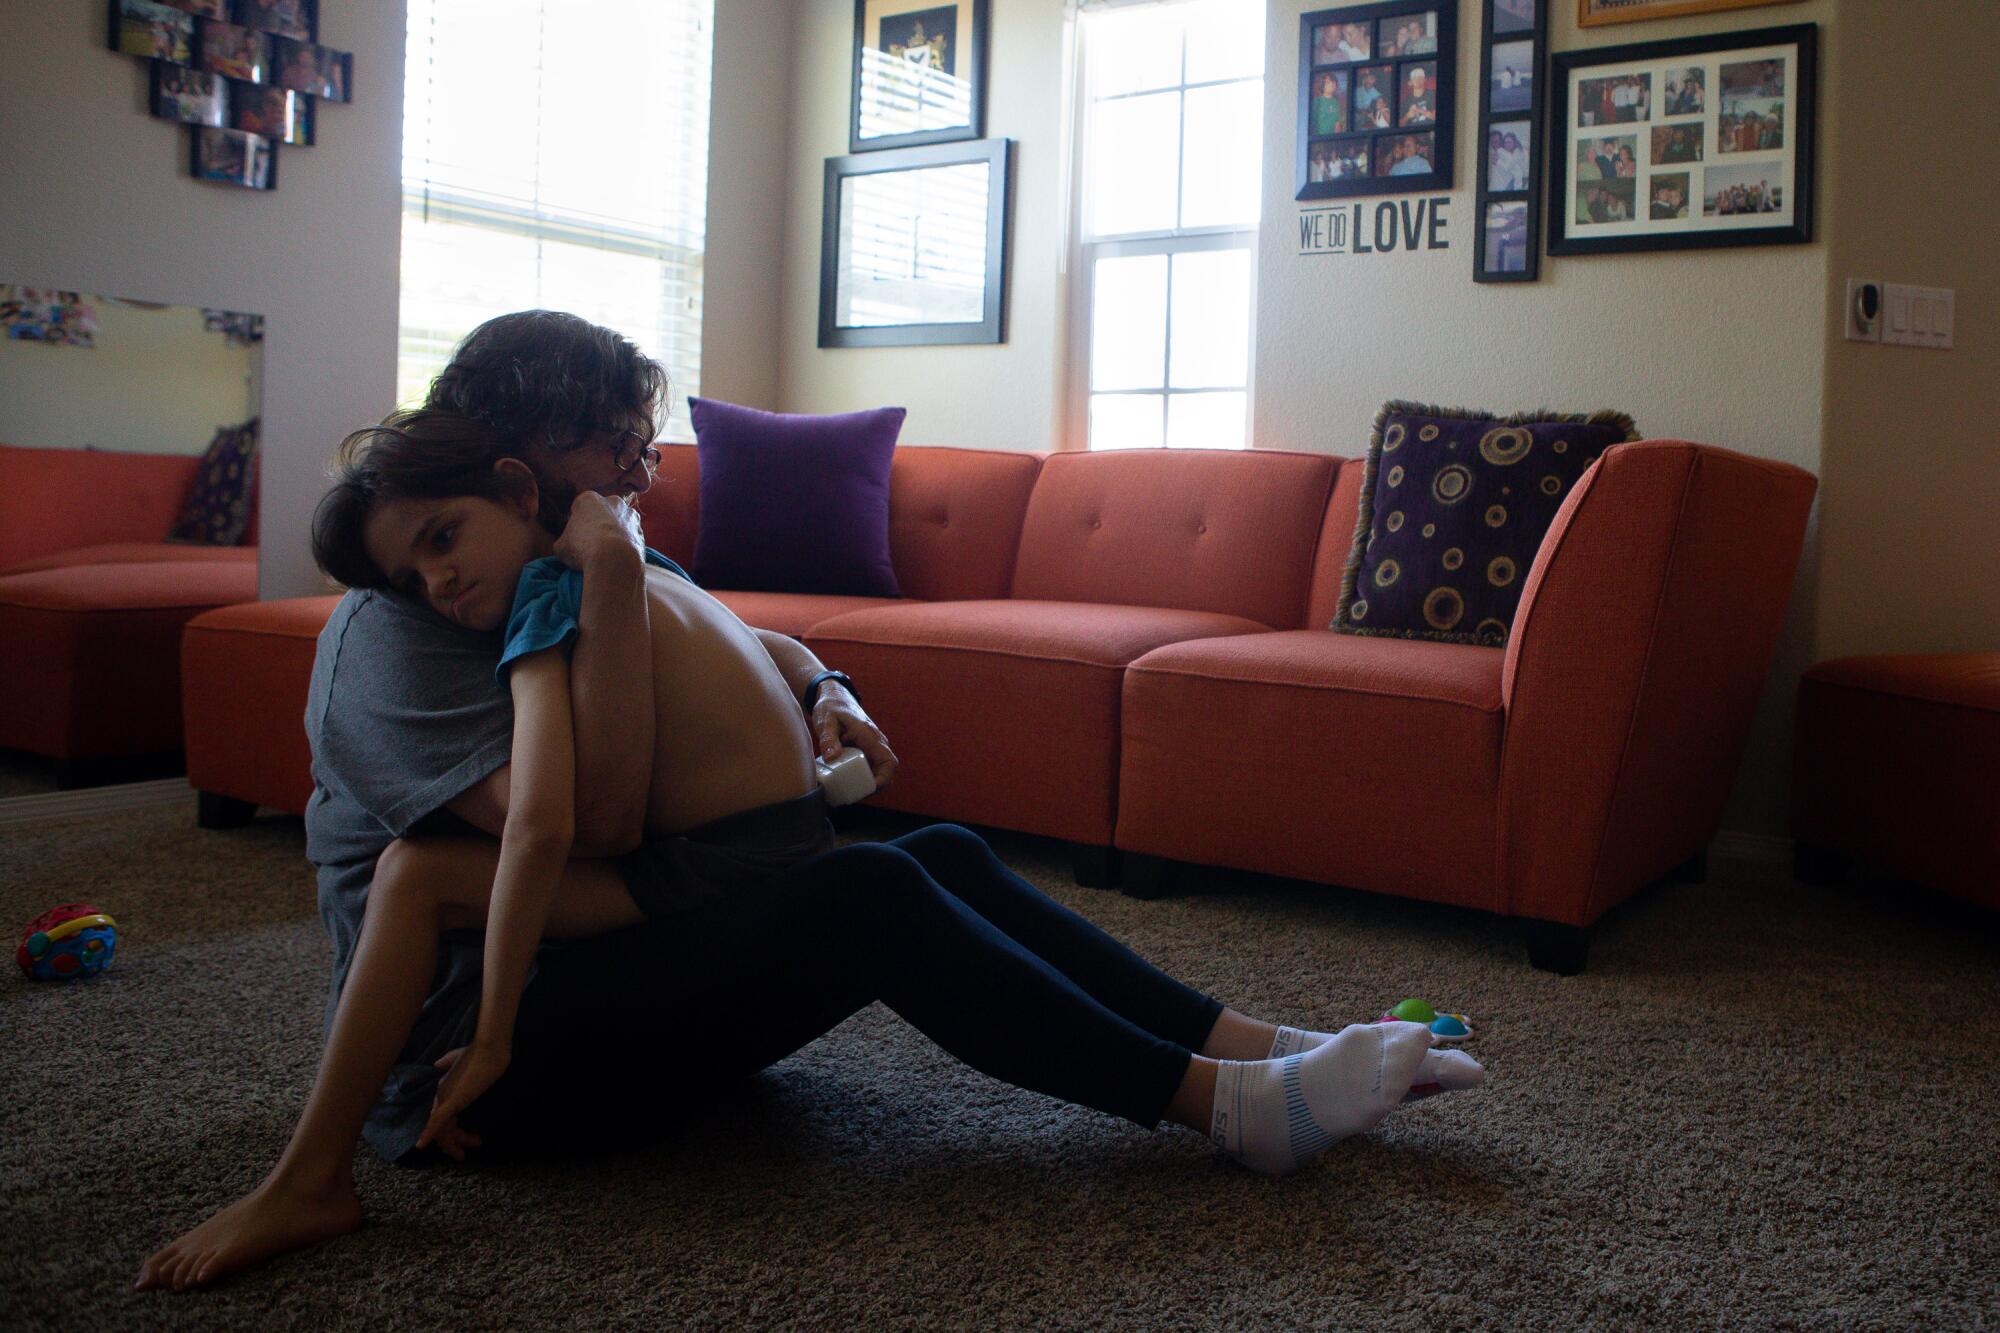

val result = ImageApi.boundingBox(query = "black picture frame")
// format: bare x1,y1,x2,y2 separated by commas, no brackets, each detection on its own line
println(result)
108,0,197,66
1548,23,1814,256
1296,0,1456,200
819,138,1010,348
230,79,314,145
1473,0,1547,281
189,125,278,190
850,0,989,154
193,17,268,83
269,34,352,103
233,0,316,42
151,60,229,127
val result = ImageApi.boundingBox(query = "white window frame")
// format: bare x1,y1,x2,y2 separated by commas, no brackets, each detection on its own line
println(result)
1063,1,1262,452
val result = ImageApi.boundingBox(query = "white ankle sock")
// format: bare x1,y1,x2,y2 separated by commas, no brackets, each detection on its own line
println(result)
1209,1022,1442,1175
1268,1024,1331,1059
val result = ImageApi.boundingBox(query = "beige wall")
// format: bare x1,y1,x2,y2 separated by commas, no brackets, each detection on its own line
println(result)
0,298,257,455
0,3,405,599
700,0,797,416
776,0,1070,450
1816,3,1999,661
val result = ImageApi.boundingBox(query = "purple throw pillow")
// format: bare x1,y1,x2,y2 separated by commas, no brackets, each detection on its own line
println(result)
690,396,905,597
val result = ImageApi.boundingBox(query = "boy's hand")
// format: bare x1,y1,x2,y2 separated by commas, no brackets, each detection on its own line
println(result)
555,492,644,574
811,683,899,792
418,1040,511,1161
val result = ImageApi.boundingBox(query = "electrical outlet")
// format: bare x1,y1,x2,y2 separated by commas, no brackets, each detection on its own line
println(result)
1844,279,1881,343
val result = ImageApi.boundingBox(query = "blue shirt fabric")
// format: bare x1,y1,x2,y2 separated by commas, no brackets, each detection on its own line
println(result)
497,547,691,683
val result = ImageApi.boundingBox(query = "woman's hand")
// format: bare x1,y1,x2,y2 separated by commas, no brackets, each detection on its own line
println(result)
417,1040,512,1161
554,492,645,574
811,683,899,792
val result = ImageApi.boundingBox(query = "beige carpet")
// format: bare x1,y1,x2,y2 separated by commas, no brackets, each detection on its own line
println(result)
2,803,1995,1329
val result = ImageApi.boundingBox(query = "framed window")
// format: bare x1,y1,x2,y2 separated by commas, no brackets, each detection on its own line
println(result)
1068,0,1265,451
398,1,714,439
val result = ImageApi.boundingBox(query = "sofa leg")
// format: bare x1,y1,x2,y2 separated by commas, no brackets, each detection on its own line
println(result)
197,792,257,830
1524,920,1592,976
1668,848,1709,884
1069,843,1121,888
1793,840,1849,887
1120,853,1177,901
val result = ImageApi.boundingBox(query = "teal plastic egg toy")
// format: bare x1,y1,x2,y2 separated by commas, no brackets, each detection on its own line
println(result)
1430,1014,1469,1038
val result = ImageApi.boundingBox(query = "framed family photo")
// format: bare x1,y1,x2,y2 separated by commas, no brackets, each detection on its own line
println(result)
190,125,277,190
235,0,316,42
196,19,268,83
1297,0,1457,200
232,82,313,145
1474,0,1549,282
151,62,228,127
107,0,197,65
850,0,989,153
1548,23,1813,255
270,35,351,101
1577,0,1801,26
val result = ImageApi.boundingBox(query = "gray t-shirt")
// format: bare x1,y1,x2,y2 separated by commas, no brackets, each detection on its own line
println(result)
304,587,522,1162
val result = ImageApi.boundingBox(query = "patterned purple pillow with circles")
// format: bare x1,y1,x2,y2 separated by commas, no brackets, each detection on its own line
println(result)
1331,400,1639,647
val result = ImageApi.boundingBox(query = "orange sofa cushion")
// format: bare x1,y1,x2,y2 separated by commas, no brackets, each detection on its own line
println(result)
181,596,342,816
1010,448,1339,628
0,443,202,570
637,444,1043,603
806,599,1269,845
1117,631,1506,907
0,561,258,759
1794,653,2000,908
1,542,258,575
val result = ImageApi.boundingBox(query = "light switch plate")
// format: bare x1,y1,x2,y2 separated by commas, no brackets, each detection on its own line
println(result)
1883,283,1955,349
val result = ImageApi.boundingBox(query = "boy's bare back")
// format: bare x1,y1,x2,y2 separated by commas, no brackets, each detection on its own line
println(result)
640,566,818,834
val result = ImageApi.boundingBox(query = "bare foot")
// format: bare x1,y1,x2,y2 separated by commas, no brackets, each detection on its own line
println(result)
135,1176,362,1292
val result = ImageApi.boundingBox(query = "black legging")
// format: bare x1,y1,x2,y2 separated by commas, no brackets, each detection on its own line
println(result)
458,825,1225,1153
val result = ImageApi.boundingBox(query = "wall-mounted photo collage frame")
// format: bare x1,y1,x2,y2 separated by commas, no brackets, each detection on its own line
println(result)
1473,0,1546,281
1548,23,1815,255
1295,0,1458,200
108,0,347,191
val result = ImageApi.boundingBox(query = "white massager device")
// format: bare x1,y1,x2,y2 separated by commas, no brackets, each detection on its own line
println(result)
814,746,877,806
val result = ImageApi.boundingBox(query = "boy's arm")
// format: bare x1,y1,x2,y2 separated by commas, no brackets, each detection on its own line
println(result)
420,647,575,1150
561,494,653,855
475,648,576,1044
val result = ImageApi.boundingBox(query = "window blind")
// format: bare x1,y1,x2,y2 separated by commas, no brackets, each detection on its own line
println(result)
399,0,713,438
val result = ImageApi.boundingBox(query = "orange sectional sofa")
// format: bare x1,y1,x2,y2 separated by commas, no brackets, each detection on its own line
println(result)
0,443,258,775
182,440,1814,971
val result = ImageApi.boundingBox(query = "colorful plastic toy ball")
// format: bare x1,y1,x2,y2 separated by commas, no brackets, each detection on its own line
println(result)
1376,996,1475,1042
16,903,118,981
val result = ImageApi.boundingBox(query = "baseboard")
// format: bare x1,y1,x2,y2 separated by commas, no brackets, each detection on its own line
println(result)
0,778,195,828
1710,829,1791,866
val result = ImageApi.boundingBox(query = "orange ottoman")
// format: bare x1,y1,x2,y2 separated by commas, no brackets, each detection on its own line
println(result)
0,560,258,766
1792,654,2000,907
182,595,340,825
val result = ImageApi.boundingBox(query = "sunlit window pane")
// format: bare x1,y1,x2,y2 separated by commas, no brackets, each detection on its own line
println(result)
1091,394,1166,449
1180,81,1263,229
1091,254,1168,391
1183,0,1265,83
1087,91,1181,237
1168,249,1250,389
1086,7,1184,97
1167,391,1247,449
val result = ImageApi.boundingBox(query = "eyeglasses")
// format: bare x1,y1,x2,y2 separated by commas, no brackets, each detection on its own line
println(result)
609,429,661,475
